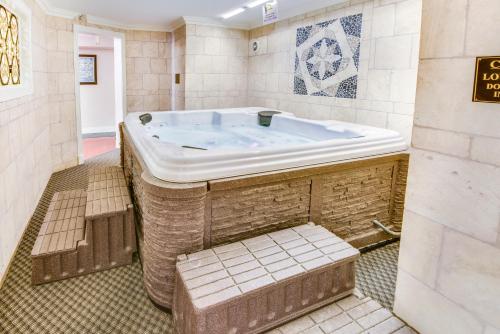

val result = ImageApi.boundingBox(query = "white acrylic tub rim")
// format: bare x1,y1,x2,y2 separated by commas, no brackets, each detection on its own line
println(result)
124,107,408,183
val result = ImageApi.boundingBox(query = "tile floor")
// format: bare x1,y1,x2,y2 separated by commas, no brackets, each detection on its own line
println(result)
269,292,416,334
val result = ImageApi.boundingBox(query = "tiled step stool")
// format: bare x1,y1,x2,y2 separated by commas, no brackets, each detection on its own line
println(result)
173,223,360,334
31,190,87,284
31,167,136,285
84,166,136,271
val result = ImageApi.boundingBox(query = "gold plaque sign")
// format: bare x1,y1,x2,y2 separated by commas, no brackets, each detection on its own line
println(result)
473,56,500,103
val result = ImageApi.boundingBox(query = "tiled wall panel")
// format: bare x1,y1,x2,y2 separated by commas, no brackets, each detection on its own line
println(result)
125,30,172,112
183,24,249,110
173,26,186,110
247,0,421,143
394,0,500,332
0,0,52,282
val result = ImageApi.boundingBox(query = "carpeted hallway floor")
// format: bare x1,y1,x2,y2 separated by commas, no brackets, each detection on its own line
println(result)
0,150,399,333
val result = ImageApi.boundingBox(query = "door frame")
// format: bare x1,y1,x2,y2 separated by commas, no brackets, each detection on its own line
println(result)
73,24,127,164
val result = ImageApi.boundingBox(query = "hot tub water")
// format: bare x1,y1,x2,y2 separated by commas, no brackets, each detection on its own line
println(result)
146,116,362,151
149,123,317,150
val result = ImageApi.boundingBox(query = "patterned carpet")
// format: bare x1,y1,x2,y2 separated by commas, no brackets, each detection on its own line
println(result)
0,150,399,333
356,242,399,310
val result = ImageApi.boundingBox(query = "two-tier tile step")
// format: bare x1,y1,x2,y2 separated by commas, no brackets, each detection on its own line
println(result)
31,166,136,285
173,223,360,334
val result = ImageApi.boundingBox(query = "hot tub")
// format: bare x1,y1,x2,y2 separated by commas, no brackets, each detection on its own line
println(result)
124,107,407,182
120,107,410,309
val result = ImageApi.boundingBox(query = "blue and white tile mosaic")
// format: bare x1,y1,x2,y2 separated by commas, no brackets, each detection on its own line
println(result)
294,14,362,99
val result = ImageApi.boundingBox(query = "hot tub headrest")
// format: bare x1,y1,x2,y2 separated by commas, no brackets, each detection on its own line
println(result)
139,113,153,125
258,111,281,127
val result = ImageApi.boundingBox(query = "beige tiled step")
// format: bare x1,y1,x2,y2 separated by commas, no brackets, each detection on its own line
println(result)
31,167,136,285
86,166,132,219
31,190,87,257
173,223,360,334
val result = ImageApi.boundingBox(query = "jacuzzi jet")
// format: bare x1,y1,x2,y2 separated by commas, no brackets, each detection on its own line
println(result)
258,111,281,127
139,113,153,125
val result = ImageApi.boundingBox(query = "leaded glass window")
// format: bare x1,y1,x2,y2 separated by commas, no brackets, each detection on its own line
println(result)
0,4,20,86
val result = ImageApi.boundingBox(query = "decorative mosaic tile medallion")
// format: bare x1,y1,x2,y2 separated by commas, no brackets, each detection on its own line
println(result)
294,14,362,99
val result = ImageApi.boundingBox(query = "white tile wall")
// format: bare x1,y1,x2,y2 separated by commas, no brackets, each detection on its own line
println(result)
395,270,484,334
470,137,500,167
182,24,249,110
173,26,186,110
125,30,172,112
247,0,422,144
419,0,467,58
438,230,500,328
394,0,500,333
397,210,443,288
372,5,395,37
46,16,78,172
0,0,53,283
464,0,500,56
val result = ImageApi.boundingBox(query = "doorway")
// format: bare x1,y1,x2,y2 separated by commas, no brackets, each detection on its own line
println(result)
73,25,126,162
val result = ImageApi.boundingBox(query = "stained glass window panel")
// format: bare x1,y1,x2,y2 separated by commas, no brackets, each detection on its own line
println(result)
0,4,20,86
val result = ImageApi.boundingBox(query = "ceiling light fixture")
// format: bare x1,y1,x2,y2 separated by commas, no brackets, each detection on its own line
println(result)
221,0,276,19
221,7,246,19
246,0,270,8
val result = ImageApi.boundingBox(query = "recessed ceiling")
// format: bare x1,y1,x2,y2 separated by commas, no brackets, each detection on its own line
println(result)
43,0,348,30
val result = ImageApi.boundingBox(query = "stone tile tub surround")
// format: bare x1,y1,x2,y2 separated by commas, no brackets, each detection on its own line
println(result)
393,0,500,333
247,0,421,144
121,116,409,309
